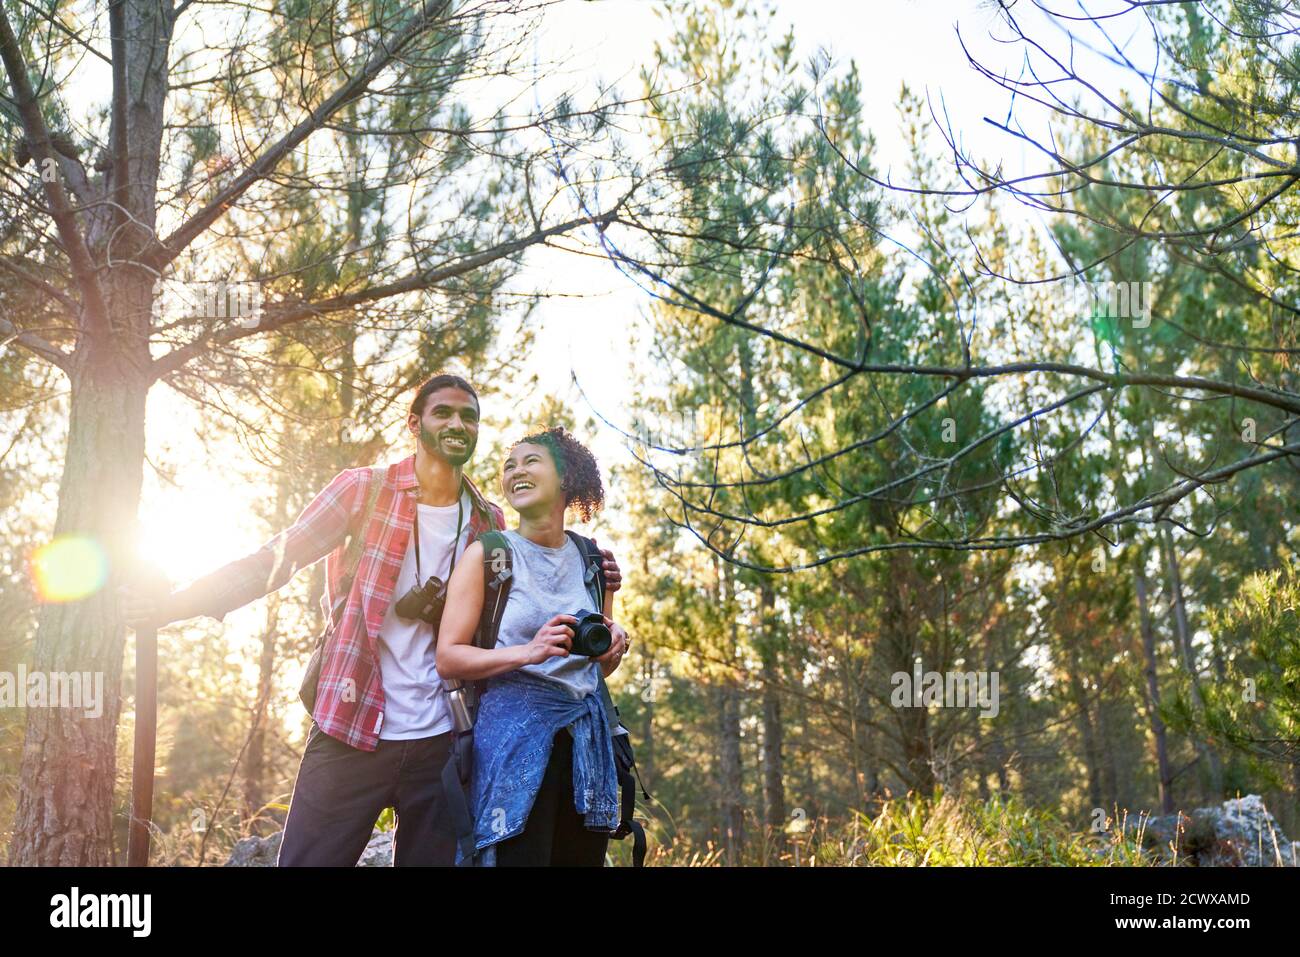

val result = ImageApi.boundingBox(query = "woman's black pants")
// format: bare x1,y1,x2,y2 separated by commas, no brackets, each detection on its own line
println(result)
495,730,610,866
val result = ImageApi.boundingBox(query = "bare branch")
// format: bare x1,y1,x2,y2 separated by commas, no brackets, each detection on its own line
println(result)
145,0,456,272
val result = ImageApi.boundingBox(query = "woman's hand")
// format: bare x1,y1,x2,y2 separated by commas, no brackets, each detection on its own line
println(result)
522,614,575,665
596,618,630,677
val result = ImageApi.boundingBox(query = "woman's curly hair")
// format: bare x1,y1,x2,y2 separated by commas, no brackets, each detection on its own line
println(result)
513,426,605,522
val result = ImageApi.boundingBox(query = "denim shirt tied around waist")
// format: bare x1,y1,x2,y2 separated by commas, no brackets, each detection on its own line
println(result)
462,669,620,865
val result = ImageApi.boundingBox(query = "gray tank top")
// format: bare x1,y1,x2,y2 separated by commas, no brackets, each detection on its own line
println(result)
494,529,600,699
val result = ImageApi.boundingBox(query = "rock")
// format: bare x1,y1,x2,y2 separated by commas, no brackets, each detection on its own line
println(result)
224,828,394,866
1143,795,1298,866
225,831,282,867
356,830,394,866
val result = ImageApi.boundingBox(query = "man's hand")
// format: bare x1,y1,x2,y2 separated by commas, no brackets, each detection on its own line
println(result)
592,538,622,593
596,617,630,677
117,582,179,631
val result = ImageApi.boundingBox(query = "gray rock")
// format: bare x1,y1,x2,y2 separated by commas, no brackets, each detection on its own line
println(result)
356,830,394,866
223,828,394,866
1143,794,1298,866
224,831,282,867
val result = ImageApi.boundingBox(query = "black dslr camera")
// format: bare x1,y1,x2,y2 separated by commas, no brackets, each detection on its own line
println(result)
567,610,612,657
394,575,449,627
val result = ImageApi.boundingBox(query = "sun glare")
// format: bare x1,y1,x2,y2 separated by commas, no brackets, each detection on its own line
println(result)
29,535,108,603
137,490,257,586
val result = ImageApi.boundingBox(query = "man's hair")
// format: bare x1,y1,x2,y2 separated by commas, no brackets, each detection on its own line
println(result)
514,426,605,522
409,373,479,419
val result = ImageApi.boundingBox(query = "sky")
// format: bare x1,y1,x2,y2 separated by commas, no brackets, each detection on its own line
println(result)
506,0,1150,518
137,0,1156,590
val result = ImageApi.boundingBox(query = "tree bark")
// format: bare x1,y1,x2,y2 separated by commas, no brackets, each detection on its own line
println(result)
717,680,745,863
758,584,785,858
244,595,281,830
1135,548,1175,813
882,553,936,794
7,0,173,866
1159,525,1224,798
1064,638,1104,811
9,337,151,864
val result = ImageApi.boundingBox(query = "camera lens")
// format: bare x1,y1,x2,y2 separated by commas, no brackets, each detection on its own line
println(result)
568,610,611,657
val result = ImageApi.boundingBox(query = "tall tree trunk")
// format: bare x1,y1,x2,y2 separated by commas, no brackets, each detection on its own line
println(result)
9,338,150,864
972,716,990,801
1135,552,1175,814
243,452,294,826
858,681,880,799
639,653,656,788
716,561,744,863
717,680,744,863
637,554,655,787
882,553,935,795
1095,695,1120,811
1159,526,1224,798
985,641,1010,793
8,0,174,866
244,592,281,830
841,630,865,805
758,584,785,858
734,335,778,856
1064,638,1104,811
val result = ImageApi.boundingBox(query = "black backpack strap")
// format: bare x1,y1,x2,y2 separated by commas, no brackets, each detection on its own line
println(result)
476,530,513,652
611,732,648,866
441,734,477,865
564,532,621,734
443,529,513,866
564,529,607,607
563,530,649,866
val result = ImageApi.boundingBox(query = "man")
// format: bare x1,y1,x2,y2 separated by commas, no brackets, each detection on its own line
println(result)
120,373,624,865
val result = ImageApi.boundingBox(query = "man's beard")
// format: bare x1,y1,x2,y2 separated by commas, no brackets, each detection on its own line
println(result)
419,423,474,466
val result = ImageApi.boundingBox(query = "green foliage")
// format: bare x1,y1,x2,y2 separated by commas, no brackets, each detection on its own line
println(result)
1167,562,1300,783
638,790,1166,866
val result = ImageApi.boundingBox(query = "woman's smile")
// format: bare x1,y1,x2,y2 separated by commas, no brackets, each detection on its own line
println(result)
503,442,558,510
507,474,540,506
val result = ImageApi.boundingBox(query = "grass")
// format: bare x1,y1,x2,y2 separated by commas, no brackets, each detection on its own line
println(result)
623,790,1171,866
143,787,1173,866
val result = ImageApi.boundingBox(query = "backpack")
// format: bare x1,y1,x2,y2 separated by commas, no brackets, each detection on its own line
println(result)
298,465,387,714
440,529,648,866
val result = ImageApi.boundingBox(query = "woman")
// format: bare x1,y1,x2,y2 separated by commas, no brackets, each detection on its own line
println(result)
436,426,631,866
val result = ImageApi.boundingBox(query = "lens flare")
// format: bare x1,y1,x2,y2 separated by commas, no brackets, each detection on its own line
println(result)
29,535,108,602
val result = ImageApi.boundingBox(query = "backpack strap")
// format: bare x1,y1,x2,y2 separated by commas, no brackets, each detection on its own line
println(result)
564,531,622,734
443,528,513,866
343,467,386,587
475,530,514,652
564,529,608,609
301,466,387,715
325,466,386,628
564,531,649,866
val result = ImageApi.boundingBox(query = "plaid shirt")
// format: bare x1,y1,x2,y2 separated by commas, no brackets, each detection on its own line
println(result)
184,453,505,750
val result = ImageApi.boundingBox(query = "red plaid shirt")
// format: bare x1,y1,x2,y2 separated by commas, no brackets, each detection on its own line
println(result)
185,453,505,750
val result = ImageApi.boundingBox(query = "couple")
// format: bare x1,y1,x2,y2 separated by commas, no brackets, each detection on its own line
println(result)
121,373,633,866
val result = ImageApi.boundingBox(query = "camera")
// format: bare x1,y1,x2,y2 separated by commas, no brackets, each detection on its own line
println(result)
394,575,448,627
566,610,612,657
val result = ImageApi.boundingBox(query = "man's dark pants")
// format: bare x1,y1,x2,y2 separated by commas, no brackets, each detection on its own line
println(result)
278,723,456,866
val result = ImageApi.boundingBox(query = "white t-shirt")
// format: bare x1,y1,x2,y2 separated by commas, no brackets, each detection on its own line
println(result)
375,491,472,739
